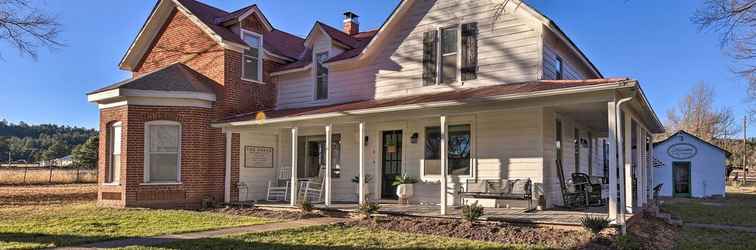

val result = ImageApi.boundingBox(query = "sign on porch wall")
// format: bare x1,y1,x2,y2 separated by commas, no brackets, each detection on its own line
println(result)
244,146,274,168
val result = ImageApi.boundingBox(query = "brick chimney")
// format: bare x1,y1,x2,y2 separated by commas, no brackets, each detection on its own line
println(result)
343,11,359,35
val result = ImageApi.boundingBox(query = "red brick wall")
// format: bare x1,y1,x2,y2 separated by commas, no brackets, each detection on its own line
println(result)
95,7,284,208
97,106,127,207
121,105,219,209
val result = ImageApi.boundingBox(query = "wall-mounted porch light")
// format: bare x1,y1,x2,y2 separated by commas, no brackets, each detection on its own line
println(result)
410,132,419,144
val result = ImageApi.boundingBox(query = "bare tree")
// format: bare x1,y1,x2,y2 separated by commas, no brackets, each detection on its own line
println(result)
692,0,756,100
0,0,62,59
666,82,741,141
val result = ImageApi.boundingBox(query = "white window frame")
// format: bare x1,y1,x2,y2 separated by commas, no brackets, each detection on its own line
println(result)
105,121,122,185
143,120,182,185
314,51,329,101
433,24,462,85
555,56,564,80
241,29,263,83
420,117,476,180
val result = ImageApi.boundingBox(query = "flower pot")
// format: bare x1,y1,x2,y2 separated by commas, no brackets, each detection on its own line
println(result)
396,183,415,203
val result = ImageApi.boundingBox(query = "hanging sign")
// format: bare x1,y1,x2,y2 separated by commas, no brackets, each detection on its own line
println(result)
667,143,697,159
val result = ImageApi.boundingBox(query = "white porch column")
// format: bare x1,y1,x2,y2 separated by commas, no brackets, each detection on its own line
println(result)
325,124,333,206
649,132,655,203
358,122,366,205
623,114,633,214
440,115,448,215
224,131,232,203
290,127,299,206
639,129,647,207
607,101,619,222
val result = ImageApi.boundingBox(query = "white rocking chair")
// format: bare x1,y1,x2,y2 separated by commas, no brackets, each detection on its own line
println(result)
298,167,326,203
266,166,291,201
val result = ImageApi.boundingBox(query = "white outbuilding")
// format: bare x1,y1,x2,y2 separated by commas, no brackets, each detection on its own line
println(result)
653,131,730,198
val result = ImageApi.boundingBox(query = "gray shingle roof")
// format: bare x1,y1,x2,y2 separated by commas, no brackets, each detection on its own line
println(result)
88,63,218,95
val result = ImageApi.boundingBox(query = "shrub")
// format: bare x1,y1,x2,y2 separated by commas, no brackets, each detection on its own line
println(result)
298,199,314,213
580,216,610,238
391,175,418,186
462,201,484,222
614,235,642,250
357,202,380,218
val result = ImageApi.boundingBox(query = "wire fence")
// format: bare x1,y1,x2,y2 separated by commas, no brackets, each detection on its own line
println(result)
0,165,97,185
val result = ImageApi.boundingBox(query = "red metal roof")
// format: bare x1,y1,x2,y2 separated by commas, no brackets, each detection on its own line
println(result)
219,78,630,123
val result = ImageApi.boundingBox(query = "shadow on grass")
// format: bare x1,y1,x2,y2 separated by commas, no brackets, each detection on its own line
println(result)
0,232,118,249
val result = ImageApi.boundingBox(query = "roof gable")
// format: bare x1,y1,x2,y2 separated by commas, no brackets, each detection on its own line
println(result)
655,130,732,156
215,4,273,31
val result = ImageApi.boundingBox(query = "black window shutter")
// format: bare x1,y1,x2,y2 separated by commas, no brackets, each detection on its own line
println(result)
422,30,438,85
461,22,478,81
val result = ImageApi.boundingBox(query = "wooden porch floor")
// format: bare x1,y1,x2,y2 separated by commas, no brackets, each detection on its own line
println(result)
255,201,618,226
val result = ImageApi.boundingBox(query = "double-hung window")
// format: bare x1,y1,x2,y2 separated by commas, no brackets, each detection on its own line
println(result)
106,122,122,184
423,124,472,176
423,23,478,85
242,30,262,82
315,52,329,100
440,27,458,84
144,121,181,184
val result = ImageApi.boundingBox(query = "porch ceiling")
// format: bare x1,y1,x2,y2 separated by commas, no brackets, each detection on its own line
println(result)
556,102,609,135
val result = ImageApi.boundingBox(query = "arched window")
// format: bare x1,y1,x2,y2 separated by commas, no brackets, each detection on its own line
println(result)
144,121,181,183
106,122,122,184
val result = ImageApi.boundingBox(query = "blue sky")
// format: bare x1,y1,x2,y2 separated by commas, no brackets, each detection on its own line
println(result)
0,0,751,136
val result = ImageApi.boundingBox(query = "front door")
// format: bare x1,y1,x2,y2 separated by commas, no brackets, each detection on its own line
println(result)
673,162,691,197
381,130,402,199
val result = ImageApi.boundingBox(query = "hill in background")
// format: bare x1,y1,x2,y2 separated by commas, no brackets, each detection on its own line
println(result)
0,120,97,163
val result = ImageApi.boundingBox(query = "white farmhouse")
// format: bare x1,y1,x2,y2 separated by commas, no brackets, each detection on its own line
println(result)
653,131,729,198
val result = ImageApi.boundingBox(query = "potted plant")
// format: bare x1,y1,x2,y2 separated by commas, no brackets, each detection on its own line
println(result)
392,175,418,204
351,175,372,201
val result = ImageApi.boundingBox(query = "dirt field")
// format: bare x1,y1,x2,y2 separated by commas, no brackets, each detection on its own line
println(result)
0,168,96,185
0,184,97,206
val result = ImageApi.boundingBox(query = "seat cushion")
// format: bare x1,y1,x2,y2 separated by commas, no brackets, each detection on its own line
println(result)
510,179,530,195
486,180,512,194
466,180,487,193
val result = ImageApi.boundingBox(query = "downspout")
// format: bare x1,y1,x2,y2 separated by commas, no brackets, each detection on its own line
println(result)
615,92,634,233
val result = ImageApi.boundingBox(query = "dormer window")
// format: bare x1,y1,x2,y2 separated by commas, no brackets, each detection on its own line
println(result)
555,56,564,80
315,52,329,100
241,30,262,82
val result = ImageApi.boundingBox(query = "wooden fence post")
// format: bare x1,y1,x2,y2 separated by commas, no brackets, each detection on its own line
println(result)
22,167,28,184
48,165,54,184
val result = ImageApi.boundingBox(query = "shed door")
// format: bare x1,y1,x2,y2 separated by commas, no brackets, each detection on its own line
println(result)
673,162,691,197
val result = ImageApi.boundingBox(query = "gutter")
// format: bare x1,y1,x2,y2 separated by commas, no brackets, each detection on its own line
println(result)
614,94,633,231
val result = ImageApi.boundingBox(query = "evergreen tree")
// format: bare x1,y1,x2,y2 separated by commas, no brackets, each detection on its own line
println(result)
72,136,98,168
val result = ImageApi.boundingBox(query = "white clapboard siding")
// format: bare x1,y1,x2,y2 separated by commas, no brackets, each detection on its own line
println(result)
373,0,542,99
541,28,598,80
275,125,361,202
238,133,278,201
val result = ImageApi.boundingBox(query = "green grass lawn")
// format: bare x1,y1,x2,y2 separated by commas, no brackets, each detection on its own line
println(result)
661,192,756,227
121,225,538,250
675,227,756,250
663,187,756,250
0,202,271,250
